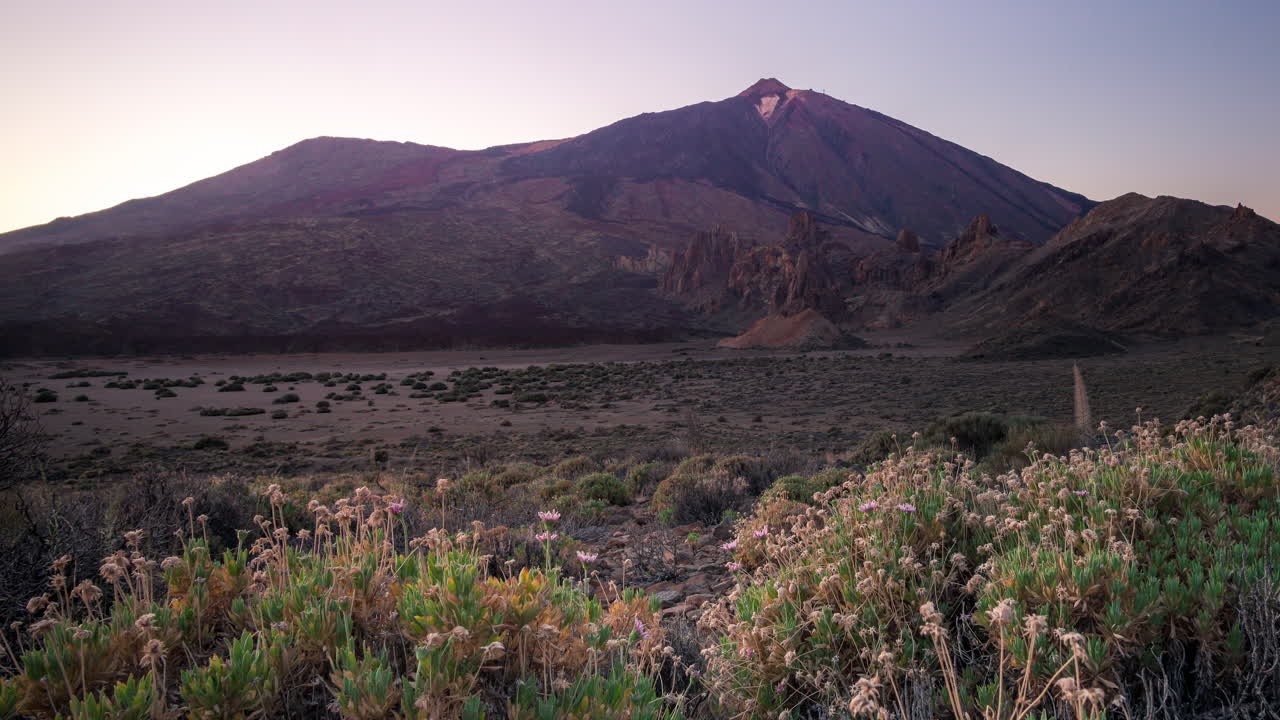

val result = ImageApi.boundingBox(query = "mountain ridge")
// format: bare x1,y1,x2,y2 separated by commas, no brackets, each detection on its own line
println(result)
16,79,1265,357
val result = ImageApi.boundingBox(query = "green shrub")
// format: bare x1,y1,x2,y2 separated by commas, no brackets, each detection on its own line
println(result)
181,631,284,719
66,673,155,720
218,382,245,393
1184,390,1234,419
626,462,666,494
766,474,818,503
851,428,900,466
576,472,631,505
984,422,1079,472
703,417,1280,718
653,465,748,525
270,409,288,420
272,393,300,405
538,478,574,501
553,455,600,480
493,463,539,488
33,390,57,403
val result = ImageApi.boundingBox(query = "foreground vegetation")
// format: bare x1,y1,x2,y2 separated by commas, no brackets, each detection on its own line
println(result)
1,415,1278,718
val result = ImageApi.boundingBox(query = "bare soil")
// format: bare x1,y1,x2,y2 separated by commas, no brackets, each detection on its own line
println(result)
5,331,1275,481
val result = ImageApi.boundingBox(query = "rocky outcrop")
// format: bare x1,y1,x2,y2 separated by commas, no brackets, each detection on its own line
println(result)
946,194,1280,337
659,227,749,313
661,212,849,321
660,212,860,347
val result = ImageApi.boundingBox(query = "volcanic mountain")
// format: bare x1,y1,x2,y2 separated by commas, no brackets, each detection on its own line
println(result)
0,78,1100,355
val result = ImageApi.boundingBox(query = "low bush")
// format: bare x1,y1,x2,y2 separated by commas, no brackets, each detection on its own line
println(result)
553,455,599,480
653,467,749,526
272,393,300,405
193,435,229,451
0,487,685,719
576,472,632,506
701,417,1280,718
626,462,666,495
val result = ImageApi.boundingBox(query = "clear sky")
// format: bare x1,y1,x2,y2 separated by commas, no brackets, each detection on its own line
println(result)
2,0,1277,233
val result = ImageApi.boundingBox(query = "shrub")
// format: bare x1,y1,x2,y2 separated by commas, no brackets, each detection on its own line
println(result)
33,390,57,403
653,466,748,525
701,417,1280,718
576,472,631,506
626,462,666,495
493,463,539,488
1184,390,1234,419
984,421,1079,473
193,435,229,450
218,382,245,393
765,474,818,503
538,478,574,501
712,455,771,492
73,394,90,402
270,409,288,420
2,487,684,719
850,428,900,467
272,393,300,405
553,455,600,480
922,411,1013,457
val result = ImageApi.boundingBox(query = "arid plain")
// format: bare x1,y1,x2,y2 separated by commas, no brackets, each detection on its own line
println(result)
9,331,1274,482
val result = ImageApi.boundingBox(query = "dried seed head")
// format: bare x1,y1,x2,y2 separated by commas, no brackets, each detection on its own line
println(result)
987,598,1017,628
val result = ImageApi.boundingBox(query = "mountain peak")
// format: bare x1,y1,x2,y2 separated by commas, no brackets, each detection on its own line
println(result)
737,78,791,98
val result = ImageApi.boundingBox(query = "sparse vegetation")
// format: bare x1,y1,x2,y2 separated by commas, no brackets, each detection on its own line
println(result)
1,413,1278,718
0,378,45,488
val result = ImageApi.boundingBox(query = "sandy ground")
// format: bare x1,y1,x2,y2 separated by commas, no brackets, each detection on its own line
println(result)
4,331,1275,479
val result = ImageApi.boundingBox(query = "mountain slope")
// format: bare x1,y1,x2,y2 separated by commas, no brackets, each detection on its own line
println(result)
0,79,1099,355
949,194,1280,336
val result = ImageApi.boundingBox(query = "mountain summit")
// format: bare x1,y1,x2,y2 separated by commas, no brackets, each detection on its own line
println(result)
0,79,1103,355
736,77,792,97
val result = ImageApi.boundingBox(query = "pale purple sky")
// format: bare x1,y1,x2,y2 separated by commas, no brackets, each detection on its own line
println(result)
2,0,1277,233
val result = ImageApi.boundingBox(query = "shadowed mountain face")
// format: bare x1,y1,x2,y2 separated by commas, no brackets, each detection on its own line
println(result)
948,194,1280,337
0,79,1101,355
658,197,1280,352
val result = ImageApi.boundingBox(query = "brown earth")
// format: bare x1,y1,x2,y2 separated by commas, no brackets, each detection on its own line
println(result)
8,332,1277,482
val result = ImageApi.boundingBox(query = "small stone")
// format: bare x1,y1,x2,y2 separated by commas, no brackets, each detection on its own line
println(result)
652,590,683,608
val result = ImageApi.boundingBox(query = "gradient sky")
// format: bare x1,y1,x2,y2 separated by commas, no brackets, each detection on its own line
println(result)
2,0,1277,233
